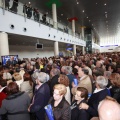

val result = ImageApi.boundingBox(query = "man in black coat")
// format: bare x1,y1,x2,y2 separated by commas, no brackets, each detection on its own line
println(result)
28,72,50,120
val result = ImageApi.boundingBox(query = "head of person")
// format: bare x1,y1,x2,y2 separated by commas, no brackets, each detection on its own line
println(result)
104,71,111,79
61,66,66,74
78,67,89,77
110,73,120,87
50,68,60,77
6,82,19,95
0,79,7,89
35,72,48,85
98,96,120,120
109,73,119,85
23,72,33,86
53,84,67,101
96,61,102,68
96,76,108,89
58,74,69,87
75,87,88,101
64,66,72,75
13,72,22,81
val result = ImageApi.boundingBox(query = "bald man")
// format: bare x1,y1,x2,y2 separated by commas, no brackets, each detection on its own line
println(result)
98,96,120,120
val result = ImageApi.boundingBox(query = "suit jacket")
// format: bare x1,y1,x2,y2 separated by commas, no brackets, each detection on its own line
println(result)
30,83,50,120
87,88,110,117
72,75,92,97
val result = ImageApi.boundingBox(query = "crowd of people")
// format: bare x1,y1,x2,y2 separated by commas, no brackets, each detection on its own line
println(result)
4,0,47,23
0,52,120,120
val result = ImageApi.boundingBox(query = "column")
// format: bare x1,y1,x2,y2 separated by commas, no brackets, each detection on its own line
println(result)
82,46,85,55
54,41,59,56
52,3,57,29
81,27,85,40
73,44,76,55
0,32,9,61
72,20,75,36
0,0,4,8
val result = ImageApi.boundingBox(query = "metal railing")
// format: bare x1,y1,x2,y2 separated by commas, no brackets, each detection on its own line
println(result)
0,0,84,40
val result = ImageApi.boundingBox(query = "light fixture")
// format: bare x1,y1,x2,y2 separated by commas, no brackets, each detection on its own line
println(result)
82,10,85,13
87,17,88,18
61,14,63,16
104,3,107,6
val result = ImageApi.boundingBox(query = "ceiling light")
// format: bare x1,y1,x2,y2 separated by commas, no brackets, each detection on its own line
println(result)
82,10,85,13
89,20,91,22
61,14,63,16
96,3,98,4
105,12,107,13
104,3,107,6
87,17,88,18
77,2,79,4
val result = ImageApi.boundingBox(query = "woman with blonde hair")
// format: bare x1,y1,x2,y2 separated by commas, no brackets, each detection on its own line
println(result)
46,84,71,120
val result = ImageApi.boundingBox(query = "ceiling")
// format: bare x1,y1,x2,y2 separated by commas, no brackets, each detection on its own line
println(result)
19,0,120,39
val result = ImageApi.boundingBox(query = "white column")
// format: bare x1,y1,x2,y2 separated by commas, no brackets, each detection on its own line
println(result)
73,44,76,55
54,41,59,56
52,3,57,29
82,46,85,55
72,20,75,36
0,0,4,8
0,32,9,61
81,27,85,40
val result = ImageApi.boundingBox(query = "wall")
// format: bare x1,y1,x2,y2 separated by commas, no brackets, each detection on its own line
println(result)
9,45,68,59
100,46,119,53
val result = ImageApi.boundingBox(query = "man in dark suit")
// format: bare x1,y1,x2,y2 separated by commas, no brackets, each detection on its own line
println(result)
28,72,50,120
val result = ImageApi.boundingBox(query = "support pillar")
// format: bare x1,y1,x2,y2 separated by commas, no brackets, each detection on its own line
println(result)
52,3,57,29
82,46,85,55
72,20,75,36
54,41,59,56
81,27,85,40
0,32,9,61
73,44,76,55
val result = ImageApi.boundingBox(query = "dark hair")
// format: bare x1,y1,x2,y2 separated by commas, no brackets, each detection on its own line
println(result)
77,87,88,100
82,68,89,75
72,68,78,75
23,72,33,86
6,82,19,95
0,79,7,87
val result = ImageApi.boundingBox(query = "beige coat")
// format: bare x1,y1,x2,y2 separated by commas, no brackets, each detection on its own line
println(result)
72,75,92,96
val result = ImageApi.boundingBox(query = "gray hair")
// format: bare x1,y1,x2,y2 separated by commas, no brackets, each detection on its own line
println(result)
37,72,48,83
96,76,108,89
65,66,72,74
104,71,111,78
51,68,60,76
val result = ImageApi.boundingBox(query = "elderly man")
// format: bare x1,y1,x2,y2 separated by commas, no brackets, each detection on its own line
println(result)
98,96,120,120
28,72,50,120
72,67,92,96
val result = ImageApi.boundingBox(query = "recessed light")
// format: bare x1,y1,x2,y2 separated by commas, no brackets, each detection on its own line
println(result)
61,14,63,16
104,3,107,6
82,10,85,13
89,20,91,22
77,2,79,4
87,17,88,18
96,3,98,4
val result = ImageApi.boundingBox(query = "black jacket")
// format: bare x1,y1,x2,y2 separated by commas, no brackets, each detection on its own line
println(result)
110,86,120,104
71,100,90,120
46,97,71,120
87,88,110,117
